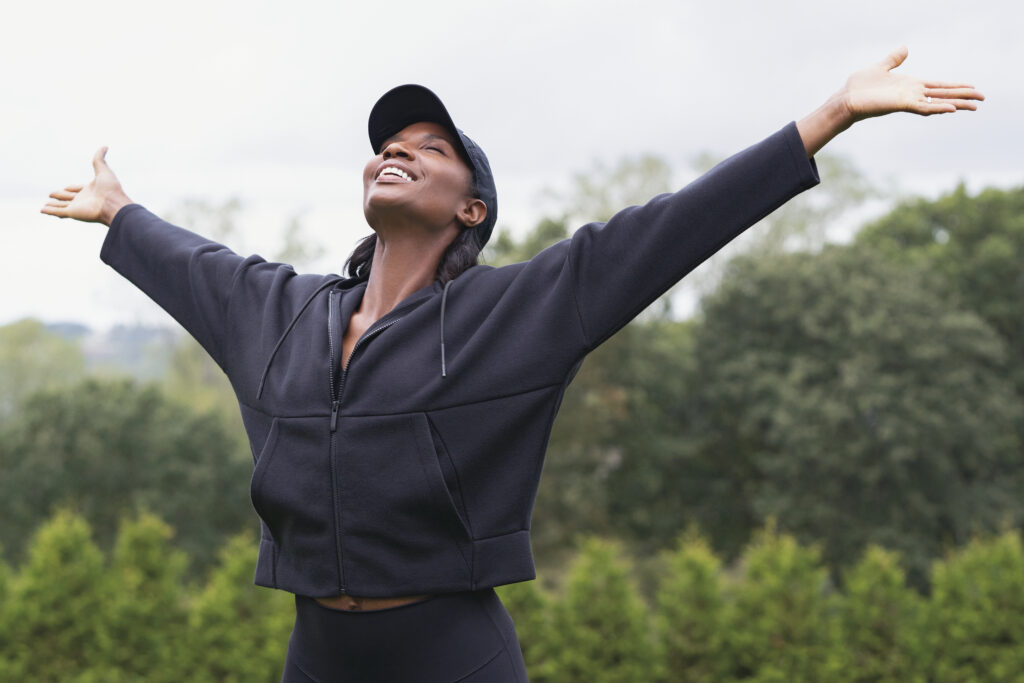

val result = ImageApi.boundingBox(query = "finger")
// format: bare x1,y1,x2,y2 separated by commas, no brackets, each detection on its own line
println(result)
943,99,981,111
925,87,985,101
913,102,959,116
924,80,976,90
92,146,109,174
49,189,77,201
40,203,69,217
883,45,909,71
64,183,84,192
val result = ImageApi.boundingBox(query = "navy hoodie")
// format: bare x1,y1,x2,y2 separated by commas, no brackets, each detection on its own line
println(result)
100,122,819,598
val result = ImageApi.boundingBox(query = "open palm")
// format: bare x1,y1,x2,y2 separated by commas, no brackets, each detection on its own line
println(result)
845,47,983,120
41,147,129,223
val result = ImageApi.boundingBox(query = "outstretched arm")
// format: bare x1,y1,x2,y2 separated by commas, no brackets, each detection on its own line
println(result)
797,46,984,157
40,147,132,225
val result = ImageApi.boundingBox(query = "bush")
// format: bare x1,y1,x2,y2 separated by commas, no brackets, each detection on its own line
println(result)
722,522,844,682
840,546,927,682
929,530,1024,681
2,510,111,680
657,529,727,682
497,579,557,682
104,511,190,681
184,530,294,682
550,537,660,683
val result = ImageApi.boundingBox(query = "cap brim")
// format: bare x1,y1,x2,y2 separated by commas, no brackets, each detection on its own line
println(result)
368,84,469,161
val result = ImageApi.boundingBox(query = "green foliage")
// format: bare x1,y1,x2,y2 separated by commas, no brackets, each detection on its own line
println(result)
0,376,252,571
840,546,927,682
929,531,1024,682
687,152,878,296
497,580,557,683
686,245,1023,581
105,511,190,681
551,537,660,683
2,510,111,680
4,509,1024,681
603,318,699,550
858,184,1024,407
551,154,673,224
485,217,570,267
184,530,294,683
723,523,844,682
657,529,727,681
0,318,85,417
485,153,673,269
163,334,246,441
0,543,11,679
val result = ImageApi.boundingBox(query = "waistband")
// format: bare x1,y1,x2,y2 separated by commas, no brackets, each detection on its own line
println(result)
287,588,518,681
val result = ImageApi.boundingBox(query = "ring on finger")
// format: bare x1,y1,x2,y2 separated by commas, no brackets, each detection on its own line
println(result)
926,96,932,103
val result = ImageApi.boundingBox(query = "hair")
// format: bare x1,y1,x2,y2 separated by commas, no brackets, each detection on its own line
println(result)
344,176,483,286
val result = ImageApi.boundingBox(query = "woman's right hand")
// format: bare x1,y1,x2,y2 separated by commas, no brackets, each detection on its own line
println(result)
41,147,132,226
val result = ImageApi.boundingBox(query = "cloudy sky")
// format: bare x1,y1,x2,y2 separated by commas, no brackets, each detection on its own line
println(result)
2,0,1019,329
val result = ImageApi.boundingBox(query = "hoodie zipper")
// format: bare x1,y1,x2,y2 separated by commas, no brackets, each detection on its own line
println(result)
326,288,403,593
326,291,346,592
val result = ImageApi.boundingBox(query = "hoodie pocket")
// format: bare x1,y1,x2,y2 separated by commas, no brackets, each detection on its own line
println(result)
249,415,339,592
424,416,473,536
334,412,473,593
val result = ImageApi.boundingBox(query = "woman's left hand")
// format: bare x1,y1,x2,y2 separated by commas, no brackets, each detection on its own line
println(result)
797,46,984,157
843,46,984,121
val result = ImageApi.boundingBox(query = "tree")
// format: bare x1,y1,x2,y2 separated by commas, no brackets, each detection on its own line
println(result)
928,531,1024,681
0,542,12,680
2,511,111,680
857,184,1024,399
103,512,190,681
550,538,659,683
839,546,927,683
0,318,85,418
0,377,253,570
722,523,844,682
603,317,700,552
657,529,728,682
184,530,294,682
683,245,1023,582
163,334,246,441
496,580,557,683
685,152,878,300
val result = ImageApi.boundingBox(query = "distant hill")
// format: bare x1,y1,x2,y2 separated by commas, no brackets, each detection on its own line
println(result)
46,321,181,380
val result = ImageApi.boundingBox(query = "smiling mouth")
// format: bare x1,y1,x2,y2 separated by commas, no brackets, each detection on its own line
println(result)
377,166,413,182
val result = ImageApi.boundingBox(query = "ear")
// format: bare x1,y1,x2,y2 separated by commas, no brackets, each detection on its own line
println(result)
457,198,487,229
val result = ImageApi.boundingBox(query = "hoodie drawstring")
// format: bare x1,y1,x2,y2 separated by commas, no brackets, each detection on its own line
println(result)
256,278,341,400
440,280,453,378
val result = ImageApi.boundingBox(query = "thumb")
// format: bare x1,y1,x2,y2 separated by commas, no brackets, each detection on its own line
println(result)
92,146,109,174
882,45,909,71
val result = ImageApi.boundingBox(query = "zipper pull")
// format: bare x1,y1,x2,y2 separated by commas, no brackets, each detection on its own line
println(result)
330,400,340,432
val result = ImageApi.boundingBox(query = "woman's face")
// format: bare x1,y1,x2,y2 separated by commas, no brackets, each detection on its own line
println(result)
362,121,483,233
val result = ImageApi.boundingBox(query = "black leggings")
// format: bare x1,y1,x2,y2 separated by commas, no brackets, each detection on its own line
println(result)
281,589,530,682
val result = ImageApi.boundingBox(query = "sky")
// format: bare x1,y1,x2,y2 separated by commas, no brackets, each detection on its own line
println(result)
1,0,1020,330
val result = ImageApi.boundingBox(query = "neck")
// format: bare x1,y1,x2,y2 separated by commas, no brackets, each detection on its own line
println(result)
360,229,453,320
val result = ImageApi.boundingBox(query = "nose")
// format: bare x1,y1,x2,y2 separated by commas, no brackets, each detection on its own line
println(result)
381,139,413,160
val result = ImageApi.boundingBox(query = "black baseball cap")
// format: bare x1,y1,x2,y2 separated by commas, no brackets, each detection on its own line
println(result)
368,84,498,250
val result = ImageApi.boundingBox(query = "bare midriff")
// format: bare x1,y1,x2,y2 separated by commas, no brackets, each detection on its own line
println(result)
314,594,432,611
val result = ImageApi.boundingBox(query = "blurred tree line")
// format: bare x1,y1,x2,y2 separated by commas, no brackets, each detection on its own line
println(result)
1,152,1023,677
3,508,1024,681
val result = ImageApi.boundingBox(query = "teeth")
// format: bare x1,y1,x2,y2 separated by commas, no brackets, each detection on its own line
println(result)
379,166,412,181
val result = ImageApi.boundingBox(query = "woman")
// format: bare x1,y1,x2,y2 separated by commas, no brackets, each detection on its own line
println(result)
42,47,982,682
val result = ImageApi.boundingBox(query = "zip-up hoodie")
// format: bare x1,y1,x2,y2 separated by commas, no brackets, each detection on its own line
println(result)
100,122,819,598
